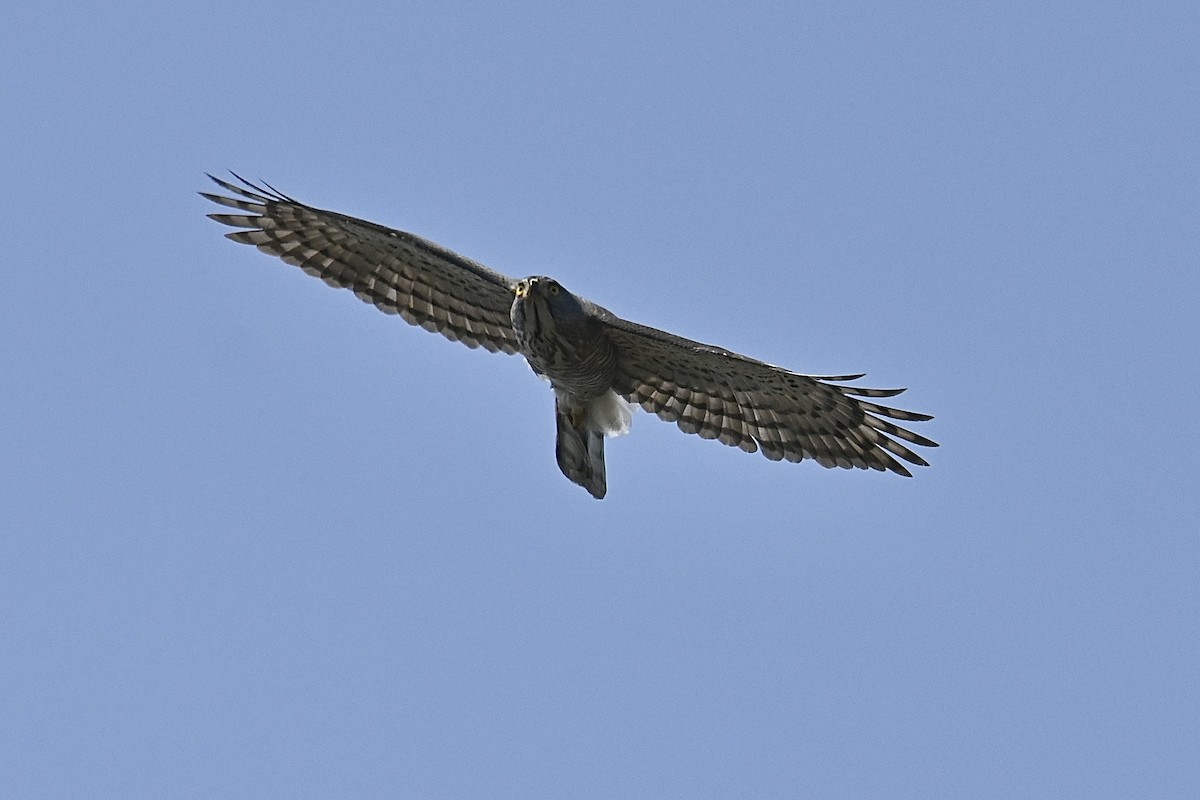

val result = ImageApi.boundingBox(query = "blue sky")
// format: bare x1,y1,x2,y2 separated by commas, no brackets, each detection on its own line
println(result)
2,1,1197,797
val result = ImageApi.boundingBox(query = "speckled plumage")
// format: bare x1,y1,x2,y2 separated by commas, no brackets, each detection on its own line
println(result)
202,174,937,499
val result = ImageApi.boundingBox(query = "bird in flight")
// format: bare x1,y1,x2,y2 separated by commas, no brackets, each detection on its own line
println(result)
202,174,937,499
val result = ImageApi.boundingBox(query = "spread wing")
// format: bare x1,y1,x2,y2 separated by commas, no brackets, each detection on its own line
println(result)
201,173,521,354
597,312,937,476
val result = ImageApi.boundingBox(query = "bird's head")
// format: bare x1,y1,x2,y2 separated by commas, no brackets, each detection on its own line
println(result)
513,276,587,331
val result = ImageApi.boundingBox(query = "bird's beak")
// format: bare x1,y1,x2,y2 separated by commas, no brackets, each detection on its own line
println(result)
514,282,528,298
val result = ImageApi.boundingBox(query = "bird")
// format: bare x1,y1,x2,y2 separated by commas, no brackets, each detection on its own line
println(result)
201,173,937,499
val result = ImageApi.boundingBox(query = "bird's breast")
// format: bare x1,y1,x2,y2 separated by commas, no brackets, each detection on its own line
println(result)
511,298,616,400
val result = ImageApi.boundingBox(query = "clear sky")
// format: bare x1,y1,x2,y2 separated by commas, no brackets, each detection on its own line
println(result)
2,1,1197,797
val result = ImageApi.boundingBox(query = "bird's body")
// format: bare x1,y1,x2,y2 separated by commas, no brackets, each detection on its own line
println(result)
511,276,618,401
511,276,630,497
202,174,937,499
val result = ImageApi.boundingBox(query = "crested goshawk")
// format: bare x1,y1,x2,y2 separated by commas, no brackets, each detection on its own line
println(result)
202,174,937,499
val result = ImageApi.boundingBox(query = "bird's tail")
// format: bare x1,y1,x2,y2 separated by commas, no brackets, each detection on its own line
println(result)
554,391,632,500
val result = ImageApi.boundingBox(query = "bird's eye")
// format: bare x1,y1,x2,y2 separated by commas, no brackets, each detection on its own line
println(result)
548,284,559,295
